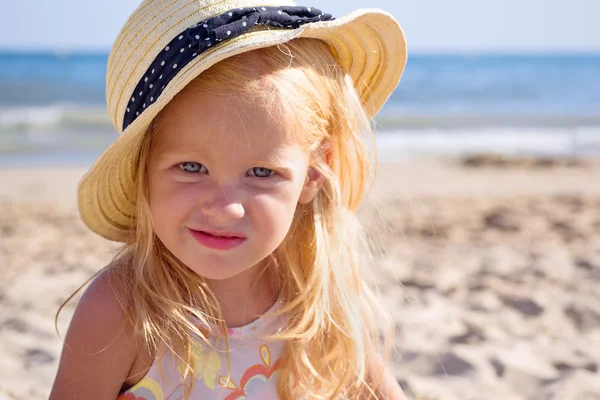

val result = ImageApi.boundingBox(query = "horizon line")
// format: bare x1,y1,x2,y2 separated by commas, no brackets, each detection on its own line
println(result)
1,47,600,56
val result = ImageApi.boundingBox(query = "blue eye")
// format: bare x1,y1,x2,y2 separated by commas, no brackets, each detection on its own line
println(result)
179,162,207,174
248,167,274,178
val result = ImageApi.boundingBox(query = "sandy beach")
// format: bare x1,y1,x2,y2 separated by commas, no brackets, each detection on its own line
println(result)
1,155,599,399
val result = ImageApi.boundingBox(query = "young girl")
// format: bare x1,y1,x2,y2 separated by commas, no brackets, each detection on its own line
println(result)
51,1,407,398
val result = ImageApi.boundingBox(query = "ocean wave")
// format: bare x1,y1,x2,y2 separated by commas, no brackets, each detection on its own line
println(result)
3,105,600,135
1,106,600,160
374,127,600,159
0,105,113,134
374,111,600,130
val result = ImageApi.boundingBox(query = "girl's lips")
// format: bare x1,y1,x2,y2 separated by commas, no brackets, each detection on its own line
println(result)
189,229,246,250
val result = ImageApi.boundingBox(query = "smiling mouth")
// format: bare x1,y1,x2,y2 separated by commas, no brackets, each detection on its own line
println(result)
189,229,246,250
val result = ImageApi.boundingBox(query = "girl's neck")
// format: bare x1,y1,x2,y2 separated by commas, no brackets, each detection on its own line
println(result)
205,261,279,328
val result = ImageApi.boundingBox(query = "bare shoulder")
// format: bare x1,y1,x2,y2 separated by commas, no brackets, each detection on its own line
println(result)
369,354,408,400
378,365,408,400
50,265,143,399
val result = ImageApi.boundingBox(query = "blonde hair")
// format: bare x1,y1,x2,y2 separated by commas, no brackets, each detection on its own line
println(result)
60,38,393,399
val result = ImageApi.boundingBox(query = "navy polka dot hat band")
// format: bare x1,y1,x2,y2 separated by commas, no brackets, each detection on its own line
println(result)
124,5,333,130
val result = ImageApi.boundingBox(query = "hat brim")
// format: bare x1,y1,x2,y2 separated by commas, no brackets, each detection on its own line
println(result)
78,9,407,242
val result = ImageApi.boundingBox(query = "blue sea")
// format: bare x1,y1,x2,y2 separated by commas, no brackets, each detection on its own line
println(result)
1,51,600,166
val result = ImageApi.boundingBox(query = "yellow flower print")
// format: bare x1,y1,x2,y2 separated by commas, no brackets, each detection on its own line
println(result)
178,340,222,390
118,376,164,400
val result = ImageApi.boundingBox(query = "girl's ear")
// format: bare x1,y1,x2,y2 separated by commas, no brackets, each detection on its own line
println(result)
298,167,325,204
298,140,331,205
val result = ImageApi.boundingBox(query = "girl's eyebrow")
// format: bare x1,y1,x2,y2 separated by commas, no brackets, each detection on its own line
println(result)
254,151,307,176
158,150,206,161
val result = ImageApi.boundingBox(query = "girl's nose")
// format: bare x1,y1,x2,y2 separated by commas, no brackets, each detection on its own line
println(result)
201,188,245,221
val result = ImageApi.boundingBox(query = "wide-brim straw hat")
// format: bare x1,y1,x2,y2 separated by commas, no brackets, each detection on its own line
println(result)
78,0,407,242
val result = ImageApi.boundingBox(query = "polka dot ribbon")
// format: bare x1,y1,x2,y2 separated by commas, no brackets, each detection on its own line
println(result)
124,5,334,130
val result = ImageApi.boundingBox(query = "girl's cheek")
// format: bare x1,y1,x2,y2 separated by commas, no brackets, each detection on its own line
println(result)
180,184,206,205
168,181,205,201
250,193,297,228
150,183,199,218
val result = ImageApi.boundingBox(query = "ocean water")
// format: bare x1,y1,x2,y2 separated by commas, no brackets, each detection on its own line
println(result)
1,51,600,165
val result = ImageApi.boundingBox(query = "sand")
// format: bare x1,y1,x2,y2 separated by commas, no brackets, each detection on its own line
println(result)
1,155,599,399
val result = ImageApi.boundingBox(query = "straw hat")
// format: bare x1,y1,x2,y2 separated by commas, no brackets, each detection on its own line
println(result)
78,0,407,242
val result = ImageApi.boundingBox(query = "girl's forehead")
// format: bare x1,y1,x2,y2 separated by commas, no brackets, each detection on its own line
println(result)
151,87,299,155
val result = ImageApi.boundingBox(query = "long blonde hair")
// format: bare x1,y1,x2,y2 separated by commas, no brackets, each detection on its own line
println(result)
60,38,393,399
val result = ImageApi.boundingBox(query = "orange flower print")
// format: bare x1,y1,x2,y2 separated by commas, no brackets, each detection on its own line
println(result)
223,345,281,400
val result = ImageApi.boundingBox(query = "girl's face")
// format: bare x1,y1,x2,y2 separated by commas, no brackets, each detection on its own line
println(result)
146,86,322,282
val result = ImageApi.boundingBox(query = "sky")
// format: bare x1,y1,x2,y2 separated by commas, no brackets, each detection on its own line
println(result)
1,0,599,53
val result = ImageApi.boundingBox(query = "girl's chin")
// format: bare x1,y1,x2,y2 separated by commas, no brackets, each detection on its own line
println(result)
183,258,258,281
